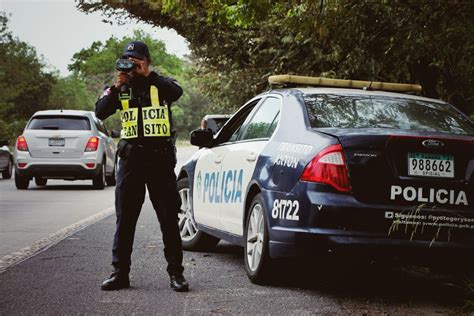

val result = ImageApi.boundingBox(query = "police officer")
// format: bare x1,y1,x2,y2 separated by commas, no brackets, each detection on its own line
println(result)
96,41,188,292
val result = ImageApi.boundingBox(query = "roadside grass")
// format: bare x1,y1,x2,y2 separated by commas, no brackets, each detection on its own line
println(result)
175,138,192,147
464,279,474,312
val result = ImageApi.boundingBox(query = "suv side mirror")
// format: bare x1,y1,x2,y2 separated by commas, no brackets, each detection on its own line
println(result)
0,140,9,147
190,129,213,148
111,130,121,138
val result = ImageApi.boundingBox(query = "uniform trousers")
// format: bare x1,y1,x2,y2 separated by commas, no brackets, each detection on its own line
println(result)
112,143,184,277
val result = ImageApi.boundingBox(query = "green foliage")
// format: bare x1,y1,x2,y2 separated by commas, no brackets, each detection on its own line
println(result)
48,75,96,111
69,30,183,79
68,31,211,137
0,12,56,142
464,278,474,313
78,0,474,116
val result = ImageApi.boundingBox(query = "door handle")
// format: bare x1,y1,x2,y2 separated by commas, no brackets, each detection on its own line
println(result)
214,156,222,164
246,152,257,162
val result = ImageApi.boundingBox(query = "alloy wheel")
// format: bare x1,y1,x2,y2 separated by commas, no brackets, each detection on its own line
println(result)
178,188,198,242
246,203,264,272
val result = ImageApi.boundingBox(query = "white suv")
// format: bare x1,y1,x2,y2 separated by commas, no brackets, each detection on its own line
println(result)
14,110,118,190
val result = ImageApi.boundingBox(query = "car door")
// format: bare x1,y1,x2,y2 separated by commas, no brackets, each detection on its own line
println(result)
218,96,281,236
193,99,263,230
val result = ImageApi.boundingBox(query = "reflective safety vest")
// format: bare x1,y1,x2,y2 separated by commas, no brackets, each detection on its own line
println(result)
119,85,171,139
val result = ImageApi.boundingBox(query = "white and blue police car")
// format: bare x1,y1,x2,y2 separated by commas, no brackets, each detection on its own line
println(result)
177,75,474,284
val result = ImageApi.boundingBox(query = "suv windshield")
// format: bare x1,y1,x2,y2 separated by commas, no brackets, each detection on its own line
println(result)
304,94,474,135
28,116,91,130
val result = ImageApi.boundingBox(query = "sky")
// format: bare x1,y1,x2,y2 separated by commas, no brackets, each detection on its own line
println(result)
0,0,190,76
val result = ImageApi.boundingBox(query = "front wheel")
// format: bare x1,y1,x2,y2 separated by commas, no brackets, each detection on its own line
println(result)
177,177,220,251
244,193,273,284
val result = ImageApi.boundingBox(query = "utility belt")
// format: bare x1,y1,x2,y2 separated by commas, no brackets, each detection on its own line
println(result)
117,138,176,160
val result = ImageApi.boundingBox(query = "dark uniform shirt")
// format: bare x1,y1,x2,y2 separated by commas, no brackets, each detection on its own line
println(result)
95,71,183,148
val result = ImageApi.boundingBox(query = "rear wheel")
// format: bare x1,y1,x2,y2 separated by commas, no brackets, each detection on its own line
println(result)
15,172,29,190
106,157,117,186
244,193,273,284
2,159,12,179
92,162,106,190
35,177,47,186
177,177,220,251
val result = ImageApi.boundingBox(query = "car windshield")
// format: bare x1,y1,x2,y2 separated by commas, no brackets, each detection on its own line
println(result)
27,116,91,130
304,94,474,135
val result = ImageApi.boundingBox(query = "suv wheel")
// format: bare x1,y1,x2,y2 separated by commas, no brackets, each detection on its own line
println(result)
2,159,12,179
177,178,220,251
15,172,29,190
92,161,106,190
35,177,47,186
106,157,117,186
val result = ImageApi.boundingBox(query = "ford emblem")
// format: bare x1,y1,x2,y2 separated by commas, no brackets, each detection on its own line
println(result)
422,139,444,148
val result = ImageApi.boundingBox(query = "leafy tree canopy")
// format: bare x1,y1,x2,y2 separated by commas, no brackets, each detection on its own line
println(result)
0,12,56,141
68,30,211,136
78,0,474,115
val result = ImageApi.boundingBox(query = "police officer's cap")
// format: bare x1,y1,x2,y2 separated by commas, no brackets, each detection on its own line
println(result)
123,41,150,60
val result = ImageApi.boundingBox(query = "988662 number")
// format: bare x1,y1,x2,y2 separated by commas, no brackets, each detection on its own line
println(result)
411,159,452,173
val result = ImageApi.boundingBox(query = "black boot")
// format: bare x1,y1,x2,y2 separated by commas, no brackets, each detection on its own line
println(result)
170,275,189,292
101,273,130,291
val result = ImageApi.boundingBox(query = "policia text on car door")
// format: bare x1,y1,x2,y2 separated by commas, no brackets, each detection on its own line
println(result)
95,41,189,292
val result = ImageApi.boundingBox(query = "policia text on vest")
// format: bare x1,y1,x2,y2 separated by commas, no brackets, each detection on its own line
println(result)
95,40,188,292
120,85,171,139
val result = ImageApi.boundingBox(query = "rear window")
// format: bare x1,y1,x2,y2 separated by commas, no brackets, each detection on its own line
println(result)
304,94,474,135
27,116,91,130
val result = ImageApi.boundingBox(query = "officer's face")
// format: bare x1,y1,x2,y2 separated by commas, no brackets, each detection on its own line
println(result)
128,56,149,78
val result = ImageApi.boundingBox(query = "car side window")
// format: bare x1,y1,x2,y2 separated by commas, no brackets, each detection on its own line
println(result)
217,99,260,144
239,97,281,141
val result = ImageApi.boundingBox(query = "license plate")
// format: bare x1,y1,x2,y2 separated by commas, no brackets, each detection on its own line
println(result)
408,153,454,178
48,138,65,147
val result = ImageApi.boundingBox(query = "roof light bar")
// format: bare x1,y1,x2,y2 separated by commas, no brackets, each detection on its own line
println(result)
268,75,422,93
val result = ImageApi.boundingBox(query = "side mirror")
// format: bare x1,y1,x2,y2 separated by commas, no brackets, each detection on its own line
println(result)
111,130,121,138
0,140,9,147
190,129,213,148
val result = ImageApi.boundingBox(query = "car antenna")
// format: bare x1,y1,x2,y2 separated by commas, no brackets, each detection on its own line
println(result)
364,60,376,91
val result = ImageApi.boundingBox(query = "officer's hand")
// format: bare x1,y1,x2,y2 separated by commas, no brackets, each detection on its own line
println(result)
130,57,151,77
114,72,130,89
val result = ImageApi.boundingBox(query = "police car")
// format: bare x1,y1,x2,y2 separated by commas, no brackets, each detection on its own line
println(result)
177,75,474,283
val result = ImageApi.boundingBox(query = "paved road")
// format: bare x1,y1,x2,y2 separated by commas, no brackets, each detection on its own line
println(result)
0,196,465,314
0,145,198,270
0,145,468,314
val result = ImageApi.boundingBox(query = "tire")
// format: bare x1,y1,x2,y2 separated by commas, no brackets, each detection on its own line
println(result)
106,158,117,187
92,161,106,190
35,177,47,186
15,172,29,190
2,159,12,179
244,193,273,284
177,177,220,251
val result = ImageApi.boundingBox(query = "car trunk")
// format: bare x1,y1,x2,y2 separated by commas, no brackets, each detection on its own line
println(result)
24,130,90,159
318,128,473,210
